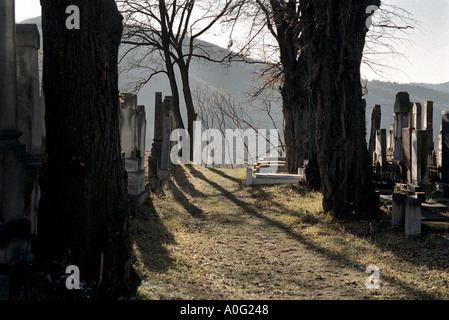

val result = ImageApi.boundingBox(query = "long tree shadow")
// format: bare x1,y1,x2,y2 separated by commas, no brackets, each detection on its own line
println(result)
207,166,312,218
131,198,176,273
170,166,206,218
185,164,441,299
172,165,206,198
207,167,243,184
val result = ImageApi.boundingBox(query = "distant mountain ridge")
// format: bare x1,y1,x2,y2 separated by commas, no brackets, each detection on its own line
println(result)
363,80,449,145
19,15,449,149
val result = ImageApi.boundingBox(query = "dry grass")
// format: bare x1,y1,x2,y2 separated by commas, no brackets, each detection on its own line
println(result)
130,164,449,300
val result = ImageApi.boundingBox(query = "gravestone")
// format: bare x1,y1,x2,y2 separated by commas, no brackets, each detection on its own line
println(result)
16,24,42,237
424,101,434,159
394,92,411,164
0,0,30,300
411,130,428,186
402,127,412,184
405,197,422,239
392,193,407,226
120,94,148,204
437,124,442,167
387,124,395,161
151,92,163,163
159,115,172,174
412,102,422,130
136,105,146,158
369,105,381,160
442,111,449,184
120,93,138,159
375,129,387,166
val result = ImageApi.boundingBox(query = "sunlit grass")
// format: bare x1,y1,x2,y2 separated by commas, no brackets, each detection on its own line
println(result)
130,164,449,300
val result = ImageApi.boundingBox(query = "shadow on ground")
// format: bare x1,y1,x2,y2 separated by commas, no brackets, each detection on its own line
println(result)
183,164,448,299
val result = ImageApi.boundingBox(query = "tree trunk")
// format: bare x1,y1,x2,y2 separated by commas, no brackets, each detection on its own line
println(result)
159,0,184,131
39,0,138,298
272,1,309,175
178,59,196,161
305,0,379,219
271,0,321,189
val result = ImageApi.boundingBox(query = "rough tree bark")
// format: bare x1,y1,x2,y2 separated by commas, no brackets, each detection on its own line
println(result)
267,0,321,189
303,0,379,219
38,0,138,298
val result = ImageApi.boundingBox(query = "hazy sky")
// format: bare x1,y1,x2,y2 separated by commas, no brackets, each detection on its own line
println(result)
14,0,449,84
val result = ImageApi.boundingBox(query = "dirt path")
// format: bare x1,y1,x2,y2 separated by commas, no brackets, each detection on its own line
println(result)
131,164,449,300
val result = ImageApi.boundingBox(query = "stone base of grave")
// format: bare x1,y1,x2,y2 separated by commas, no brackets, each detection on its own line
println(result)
158,169,170,180
126,158,148,205
129,183,150,205
128,170,146,193
246,157,305,186
125,157,145,172
405,197,422,239
246,167,304,186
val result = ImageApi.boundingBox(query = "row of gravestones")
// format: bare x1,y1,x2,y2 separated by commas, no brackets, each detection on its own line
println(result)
0,0,42,300
368,92,449,190
119,93,149,205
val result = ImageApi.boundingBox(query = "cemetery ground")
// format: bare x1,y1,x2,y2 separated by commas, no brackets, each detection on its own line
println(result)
130,164,449,300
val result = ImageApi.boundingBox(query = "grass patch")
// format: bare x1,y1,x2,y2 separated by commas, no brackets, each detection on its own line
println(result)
130,164,449,300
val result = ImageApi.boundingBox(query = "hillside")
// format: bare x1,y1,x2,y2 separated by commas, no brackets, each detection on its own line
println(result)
364,80,449,144
20,15,449,150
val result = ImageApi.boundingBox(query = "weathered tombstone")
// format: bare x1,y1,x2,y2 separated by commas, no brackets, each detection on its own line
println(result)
441,111,449,184
392,193,407,226
0,0,29,300
368,105,381,160
136,105,146,158
16,24,41,155
402,127,412,184
120,93,138,159
120,94,148,204
394,92,411,164
387,124,395,161
412,102,422,130
437,124,443,167
151,92,163,163
158,96,173,180
405,197,422,239
159,115,172,173
16,24,42,237
375,129,387,166
424,101,434,158
411,130,428,186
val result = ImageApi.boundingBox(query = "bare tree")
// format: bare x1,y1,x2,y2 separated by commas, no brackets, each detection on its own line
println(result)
223,0,418,219
193,82,283,168
117,0,238,159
